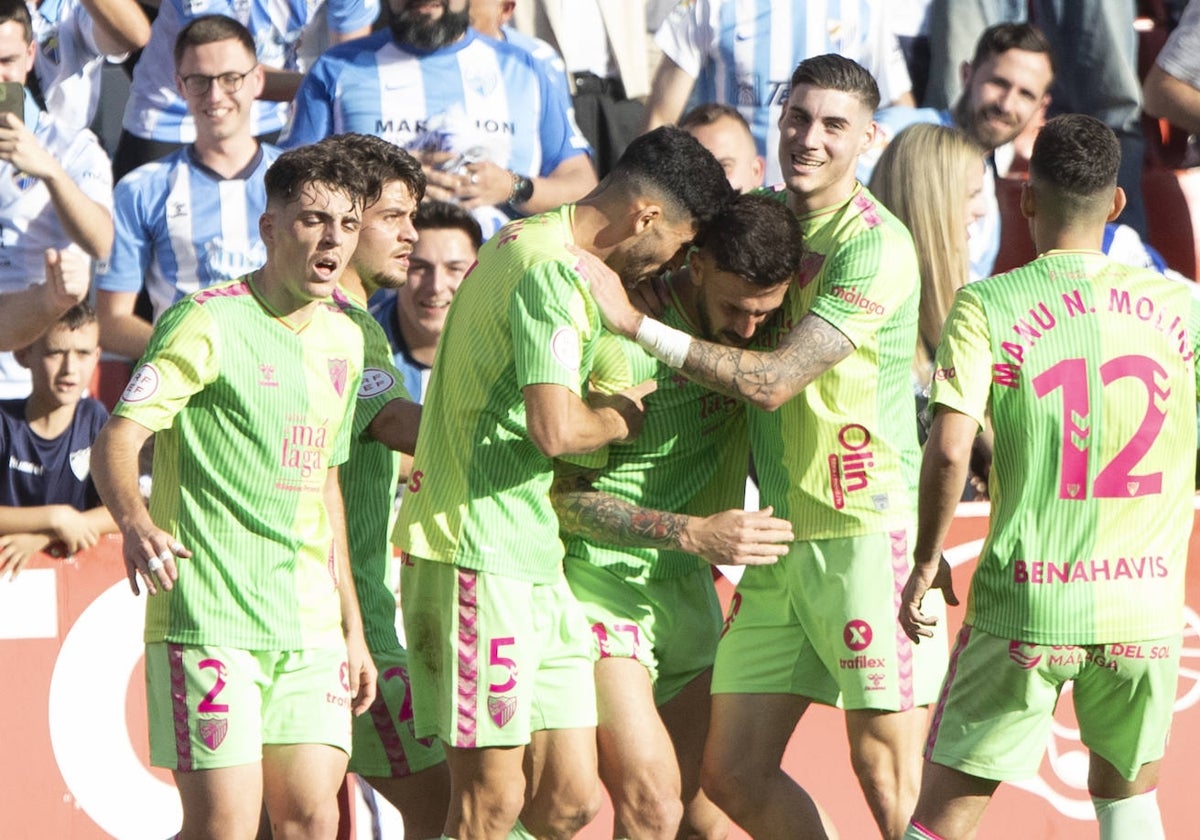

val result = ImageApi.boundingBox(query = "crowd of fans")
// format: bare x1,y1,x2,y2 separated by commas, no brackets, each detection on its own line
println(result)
4,2,1200,839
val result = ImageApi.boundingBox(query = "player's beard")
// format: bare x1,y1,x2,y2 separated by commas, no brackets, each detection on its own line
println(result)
390,3,470,50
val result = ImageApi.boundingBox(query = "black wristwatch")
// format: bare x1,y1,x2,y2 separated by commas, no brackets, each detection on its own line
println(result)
507,172,534,207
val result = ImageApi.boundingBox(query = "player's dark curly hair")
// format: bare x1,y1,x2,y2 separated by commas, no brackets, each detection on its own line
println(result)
694,193,802,288
324,133,427,209
264,140,371,209
606,126,735,230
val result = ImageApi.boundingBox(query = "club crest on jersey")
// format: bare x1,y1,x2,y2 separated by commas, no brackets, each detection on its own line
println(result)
328,358,348,396
358,368,396,399
488,695,517,728
798,252,825,288
121,364,160,403
69,447,91,481
199,717,228,750
550,326,580,372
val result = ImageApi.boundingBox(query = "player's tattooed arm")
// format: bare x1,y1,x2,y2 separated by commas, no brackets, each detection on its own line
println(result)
551,471,690,550
550,472,792,565
681,312,854,411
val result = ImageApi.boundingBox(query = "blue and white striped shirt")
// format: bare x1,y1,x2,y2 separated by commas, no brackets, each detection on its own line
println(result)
655,0,911,185
96,144,281,321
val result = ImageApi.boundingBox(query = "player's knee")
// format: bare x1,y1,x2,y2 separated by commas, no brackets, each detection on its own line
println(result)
699,752,752,817
270,799,339,840
535,779,604,839
614,780,684,840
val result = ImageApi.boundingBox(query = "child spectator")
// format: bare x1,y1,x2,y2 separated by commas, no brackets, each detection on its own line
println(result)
0,303,115,577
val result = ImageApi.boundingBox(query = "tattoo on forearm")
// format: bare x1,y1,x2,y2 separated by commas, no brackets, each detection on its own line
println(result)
551,474,689,550
681,314,854,407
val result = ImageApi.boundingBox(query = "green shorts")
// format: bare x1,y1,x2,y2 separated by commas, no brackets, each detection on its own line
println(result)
712,528,948,711
349,646,447,778
564,557,721,706
926,625,1180,782
400,556,597,748
145,642,352,771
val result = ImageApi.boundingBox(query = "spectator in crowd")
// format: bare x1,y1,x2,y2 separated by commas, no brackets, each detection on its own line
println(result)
644,0,914,185
96,15,281,362
29,0,149,133
679,103,765,194
0,0,113,398
923,0,1146,236
323,132,449,840
0,302,114,578
92,141,375,840
467,0,572,105
373,199,482,404
395,126,733,840
862,22,1054,282
1143,0,1200,135
111,0,377,179
509,0,652,178
553,192,799,840
899,112,1196,840
584,55,950,840
868,123,986,428
0,247,90,351
282,0,596,240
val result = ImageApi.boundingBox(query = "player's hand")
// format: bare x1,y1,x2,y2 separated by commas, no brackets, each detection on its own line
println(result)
48,505,100,554
0,532,51,580
0,112,60,180
627,272,671,319
120,523,191,596
345,631,377,716
568,243,642,338
900,554,956,642
42,246,89,312
590,378,657,443
682,506,793,566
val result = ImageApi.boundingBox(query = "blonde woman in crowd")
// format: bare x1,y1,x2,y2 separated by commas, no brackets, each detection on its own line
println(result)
869,123,987,434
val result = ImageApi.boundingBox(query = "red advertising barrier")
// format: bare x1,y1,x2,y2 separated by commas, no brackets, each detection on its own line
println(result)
3,503,1199,838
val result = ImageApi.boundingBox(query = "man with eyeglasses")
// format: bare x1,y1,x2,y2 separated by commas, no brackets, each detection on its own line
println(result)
96,15,282,362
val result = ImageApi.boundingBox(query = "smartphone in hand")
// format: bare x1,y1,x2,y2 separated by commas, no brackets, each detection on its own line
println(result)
0,81,23,123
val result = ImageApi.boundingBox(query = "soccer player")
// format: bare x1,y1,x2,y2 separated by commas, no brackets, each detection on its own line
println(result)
898,114,1200,840
372,199,482,403
584,55,950,839
325,132,449,840
96,15,282,362
0,302,114,578
91,141,375,840
395,125,733,840
552,192,800,840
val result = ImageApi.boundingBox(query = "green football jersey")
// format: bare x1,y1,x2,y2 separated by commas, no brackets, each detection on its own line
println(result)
396,206,602,583
333,288,413,653
114,278,363,650
749,185,921,538
563,288,749,580
932,251,1200,644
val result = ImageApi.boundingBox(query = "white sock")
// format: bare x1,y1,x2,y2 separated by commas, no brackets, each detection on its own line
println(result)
1093,789,1164,840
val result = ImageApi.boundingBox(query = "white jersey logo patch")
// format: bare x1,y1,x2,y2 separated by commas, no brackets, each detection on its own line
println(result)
121,364,160,403
358,368,396,399
69,447,91,481
550,326,581,372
